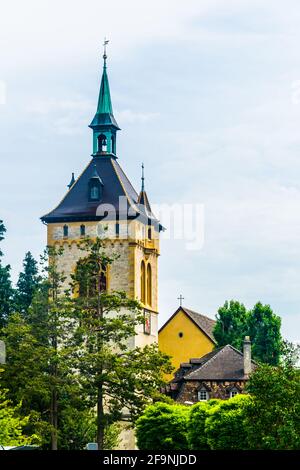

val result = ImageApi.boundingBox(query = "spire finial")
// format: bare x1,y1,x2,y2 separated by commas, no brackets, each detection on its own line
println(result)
103,38,109,67
141,163,145,192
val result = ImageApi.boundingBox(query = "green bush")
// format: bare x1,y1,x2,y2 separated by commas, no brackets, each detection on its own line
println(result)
205,394,252,450
245,364,300,450
135,402,189,450
188,399,220,450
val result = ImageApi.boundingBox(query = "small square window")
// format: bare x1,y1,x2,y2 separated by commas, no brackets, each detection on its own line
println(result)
198,390,208,401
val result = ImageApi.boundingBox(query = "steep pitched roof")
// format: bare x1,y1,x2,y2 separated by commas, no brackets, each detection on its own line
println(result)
41,156,161,228
159,306,216,344
173,345,257,382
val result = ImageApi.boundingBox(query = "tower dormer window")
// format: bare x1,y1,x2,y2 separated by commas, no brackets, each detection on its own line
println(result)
90,185,100,200
97,134,107,152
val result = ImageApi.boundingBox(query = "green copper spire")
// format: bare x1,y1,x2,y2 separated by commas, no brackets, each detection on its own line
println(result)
89,40,120,132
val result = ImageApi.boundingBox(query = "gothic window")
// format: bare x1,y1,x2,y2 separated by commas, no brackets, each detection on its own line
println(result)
141,261,146,304
148,228,152,240
77,261,107,298
111,135,115,154
80,224,86,237
198,389,208,401
63,225,68,238
147,263,152,306
97,134,107,152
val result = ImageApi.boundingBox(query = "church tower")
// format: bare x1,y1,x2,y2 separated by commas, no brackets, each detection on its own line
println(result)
41,49,162,348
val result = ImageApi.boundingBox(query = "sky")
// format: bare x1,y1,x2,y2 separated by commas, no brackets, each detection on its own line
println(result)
1,0,300,341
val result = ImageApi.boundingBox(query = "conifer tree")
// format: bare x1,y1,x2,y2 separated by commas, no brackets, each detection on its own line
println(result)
15,251,40,315
71,237,172,450
0,220,14,328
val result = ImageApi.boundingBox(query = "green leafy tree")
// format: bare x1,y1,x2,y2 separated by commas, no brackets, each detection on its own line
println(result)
205,394,251,450
0,387,38,446
188,399,220,450
135,402,189,450
71,237,172,450
248,302,282,365
245,364,300,449
213,300,248,350
15,251,40,315
0,220,14,329
58,407,119,450
214,300,283,365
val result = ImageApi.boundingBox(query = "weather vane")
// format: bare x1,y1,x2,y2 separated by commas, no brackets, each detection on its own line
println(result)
103,38,109,61
141,163,145,192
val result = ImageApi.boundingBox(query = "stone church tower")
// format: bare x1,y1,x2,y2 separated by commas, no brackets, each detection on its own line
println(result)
41,50,162,350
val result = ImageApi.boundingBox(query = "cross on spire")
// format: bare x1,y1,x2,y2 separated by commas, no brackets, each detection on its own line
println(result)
177,294,184,307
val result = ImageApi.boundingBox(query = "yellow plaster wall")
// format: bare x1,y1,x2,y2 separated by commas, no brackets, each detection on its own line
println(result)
158,309,215,380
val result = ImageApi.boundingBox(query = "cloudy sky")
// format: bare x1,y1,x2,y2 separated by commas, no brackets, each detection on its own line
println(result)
1,0,300,341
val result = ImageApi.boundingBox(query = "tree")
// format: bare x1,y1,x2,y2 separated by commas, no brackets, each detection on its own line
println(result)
248,302,282,365
1,247,78,450
213,300,248,350
205,394,251,450
135,402,189,450
0,220,14,329
0,387,37,447
214,300,283,365
15,251,40,315
245,364,300,449
71,237,172,450
188,399,220,450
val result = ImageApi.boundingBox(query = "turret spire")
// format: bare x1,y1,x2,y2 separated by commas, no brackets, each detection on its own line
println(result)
89,40,120,156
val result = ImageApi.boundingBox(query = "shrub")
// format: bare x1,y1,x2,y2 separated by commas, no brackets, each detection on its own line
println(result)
205,394,252,450
135,402,189,450
188,399,220,450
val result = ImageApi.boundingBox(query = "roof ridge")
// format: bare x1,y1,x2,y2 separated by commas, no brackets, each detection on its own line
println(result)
184,345,230,379
182,307,216,323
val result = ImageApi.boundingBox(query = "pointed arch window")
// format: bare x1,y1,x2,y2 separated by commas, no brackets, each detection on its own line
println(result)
147,263,152,307
141,261,146,304
97,134,107,152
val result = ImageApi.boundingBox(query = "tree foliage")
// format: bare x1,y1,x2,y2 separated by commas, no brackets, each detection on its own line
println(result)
245,364,300,449
135,402,189,450
205,394,251,450
71,237,173,449
188,399,220,450
213,300,282,365
15,251,40,315
0,220,14,329
0,387,37,446
213,300,248,350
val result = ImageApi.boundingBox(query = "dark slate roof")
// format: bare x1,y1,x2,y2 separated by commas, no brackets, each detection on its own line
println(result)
41,156,161,228
173,345,257,382
159,306,216,344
